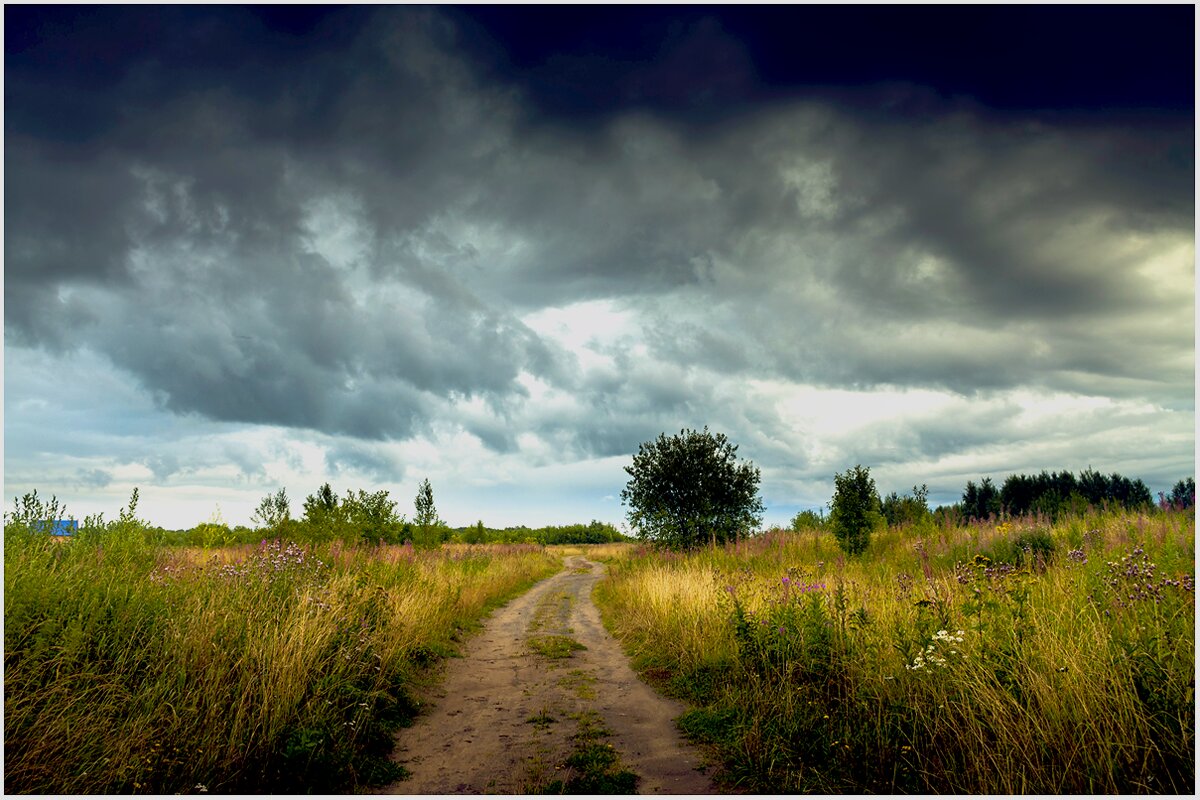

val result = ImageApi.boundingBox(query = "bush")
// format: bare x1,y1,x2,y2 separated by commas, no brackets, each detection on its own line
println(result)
829,465,881,556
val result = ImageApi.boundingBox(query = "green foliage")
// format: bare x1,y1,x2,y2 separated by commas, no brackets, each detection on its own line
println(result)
1164,477,1195,510
342,489,406,543
293,485,409,544
527,634,587,659
961,477,1000,520
538,712,639,794
963,469,1154,521
790,509,826,531
536,520,626,545
5,488,71,531
981,528,1057,570
251,488,291,530
465,520,487,544
305,482,338,515
412,478,442,549
447,520,628,545
413,478,436,528
730,580,838,682
829,465,881,556
880,484,930,528
621,427,764,550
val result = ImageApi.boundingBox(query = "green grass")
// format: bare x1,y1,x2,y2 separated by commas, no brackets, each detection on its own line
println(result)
526,710,558,729
594,507,1195,794
528,635,587,660
3,517,559,794
538,711,639,795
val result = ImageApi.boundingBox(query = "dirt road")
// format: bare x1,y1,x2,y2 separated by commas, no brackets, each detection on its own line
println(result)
383,555,714,794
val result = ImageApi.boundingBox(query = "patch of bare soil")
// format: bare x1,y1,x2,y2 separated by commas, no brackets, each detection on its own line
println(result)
382,556,714,794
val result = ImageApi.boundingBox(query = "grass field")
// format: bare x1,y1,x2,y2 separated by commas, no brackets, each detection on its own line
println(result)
3,523,559,794
6,504,1193,794
594,508,1195,793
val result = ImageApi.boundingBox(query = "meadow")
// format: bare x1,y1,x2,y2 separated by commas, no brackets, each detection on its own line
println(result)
5,491,1193,795
594,507,1195,793
3,509,559,794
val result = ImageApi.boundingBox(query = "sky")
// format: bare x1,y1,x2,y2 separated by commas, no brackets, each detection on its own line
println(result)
3,4,1195,531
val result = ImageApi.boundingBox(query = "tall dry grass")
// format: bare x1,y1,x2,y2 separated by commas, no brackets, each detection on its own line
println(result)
4,524,558,794
596,508,1195,793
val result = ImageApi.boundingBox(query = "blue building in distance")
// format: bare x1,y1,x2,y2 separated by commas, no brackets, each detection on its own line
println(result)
33,519,78,536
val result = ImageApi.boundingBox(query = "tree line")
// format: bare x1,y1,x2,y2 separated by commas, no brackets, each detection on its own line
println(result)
7,478,629,548
229,480,627,547
957,468,1159,521
618,427,1193,556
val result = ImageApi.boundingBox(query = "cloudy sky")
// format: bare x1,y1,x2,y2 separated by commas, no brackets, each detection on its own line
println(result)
4,5,1194,530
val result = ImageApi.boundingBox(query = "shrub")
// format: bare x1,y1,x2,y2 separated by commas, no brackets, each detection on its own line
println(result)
829,465,881,556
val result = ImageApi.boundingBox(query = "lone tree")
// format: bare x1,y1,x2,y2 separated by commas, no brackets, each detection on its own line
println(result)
829,465,881,556
413,478,440,547
621,427,763,549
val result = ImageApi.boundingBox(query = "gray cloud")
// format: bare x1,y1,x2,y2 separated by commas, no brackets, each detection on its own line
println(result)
5,5,1192,497
7,8,676,443
73,468,113,489
324,441,401,484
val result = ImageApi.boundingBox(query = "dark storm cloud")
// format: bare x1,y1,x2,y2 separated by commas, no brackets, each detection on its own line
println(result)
612,98,1193,398
6,7,570,440
5,5,1192,459
450,5,1193,120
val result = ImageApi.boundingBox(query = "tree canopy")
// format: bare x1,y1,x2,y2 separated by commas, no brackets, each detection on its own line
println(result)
620,427,763,549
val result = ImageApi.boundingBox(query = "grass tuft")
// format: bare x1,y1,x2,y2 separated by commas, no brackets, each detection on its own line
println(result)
528,635,587,660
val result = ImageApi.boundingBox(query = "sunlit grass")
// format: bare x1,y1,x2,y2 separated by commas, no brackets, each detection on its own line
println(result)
4,527,558,794
547,541,637,561
595,508,1195,793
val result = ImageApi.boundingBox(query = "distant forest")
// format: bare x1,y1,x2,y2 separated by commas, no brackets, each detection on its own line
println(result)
954,468,1184,520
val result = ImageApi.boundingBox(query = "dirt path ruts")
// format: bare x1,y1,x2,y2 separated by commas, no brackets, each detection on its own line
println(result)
383,555,714,794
